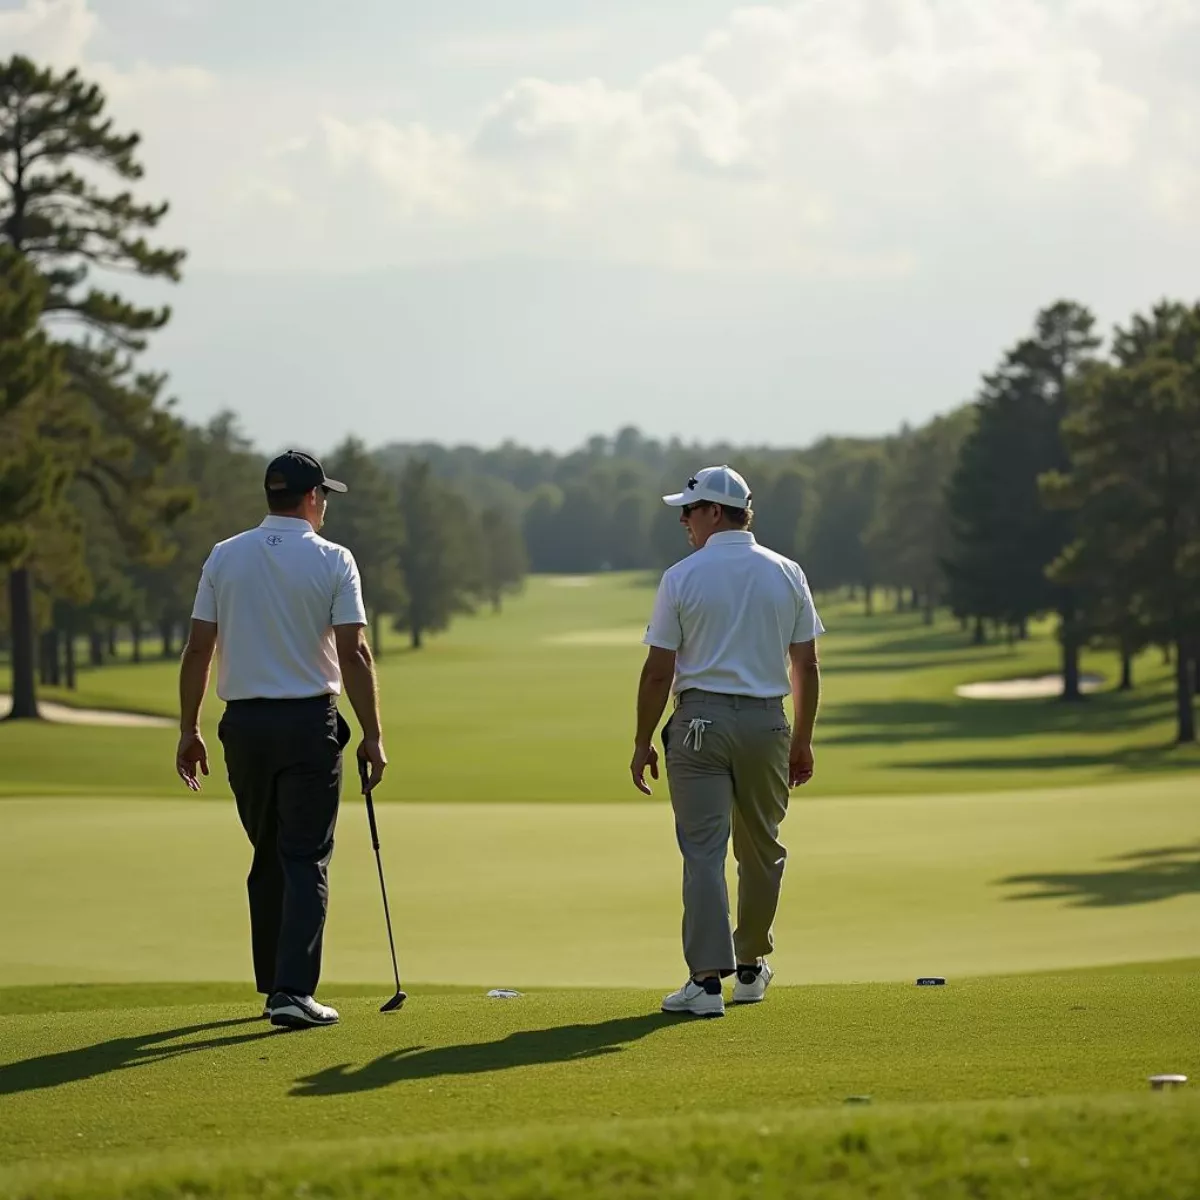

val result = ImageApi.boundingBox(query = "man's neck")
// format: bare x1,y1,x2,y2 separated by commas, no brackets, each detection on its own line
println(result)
266,511,316,532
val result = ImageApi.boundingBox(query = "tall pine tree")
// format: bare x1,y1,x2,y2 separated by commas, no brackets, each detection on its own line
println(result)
944,302,1100,692
0,55,186,718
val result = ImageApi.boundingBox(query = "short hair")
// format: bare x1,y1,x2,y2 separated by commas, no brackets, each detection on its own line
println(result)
720,504,753,530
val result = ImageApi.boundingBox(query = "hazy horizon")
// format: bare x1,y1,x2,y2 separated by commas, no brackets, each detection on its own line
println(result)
3,0,1198,451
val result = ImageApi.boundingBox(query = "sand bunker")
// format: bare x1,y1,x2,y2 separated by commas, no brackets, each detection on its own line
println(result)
956,674,1105,700
545,628,646,647
0,694,173,728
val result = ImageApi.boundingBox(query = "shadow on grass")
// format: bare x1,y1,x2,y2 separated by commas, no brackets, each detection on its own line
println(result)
891,744,1200,775
998,843,1200,907
822,653,1014,676
821,693,1173,747
0,1018,274,1097
292,1013,677,1097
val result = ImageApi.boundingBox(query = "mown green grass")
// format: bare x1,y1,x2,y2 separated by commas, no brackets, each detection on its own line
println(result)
3,576,1198,799
1,965,1196,1198
3,1098,1199,1199
5,779,1198,988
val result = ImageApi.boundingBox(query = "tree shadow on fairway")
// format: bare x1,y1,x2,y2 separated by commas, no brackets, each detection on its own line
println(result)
0,1017,275,1097
821,693,1171,748
997,842,1200,908
292,1013,679,1097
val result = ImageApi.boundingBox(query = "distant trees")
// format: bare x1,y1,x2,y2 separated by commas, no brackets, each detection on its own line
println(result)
867,409,974,623
0,51,1191,746
944,302,1101,696
1045,302,1200,743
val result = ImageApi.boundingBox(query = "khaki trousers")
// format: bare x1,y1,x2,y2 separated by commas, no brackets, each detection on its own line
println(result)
664,689,791,976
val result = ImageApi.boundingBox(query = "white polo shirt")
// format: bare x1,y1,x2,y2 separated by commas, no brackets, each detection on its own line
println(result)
644,531,824,698
191,515,368,702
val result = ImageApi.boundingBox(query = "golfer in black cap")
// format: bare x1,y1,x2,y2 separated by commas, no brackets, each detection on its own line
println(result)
176,450,387,1030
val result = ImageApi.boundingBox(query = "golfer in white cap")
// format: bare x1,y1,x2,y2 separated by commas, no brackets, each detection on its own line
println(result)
631,465,824,1017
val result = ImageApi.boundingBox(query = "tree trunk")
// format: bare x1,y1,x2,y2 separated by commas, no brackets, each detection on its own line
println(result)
107,627,117,658
6,568,39,719
371,611,382,657
131,621,142,664
1175,635,1196,744
1018,619,1029,641
410,624,423,651
909,588,919,612
64,622,77,691
41,629,62,687
1060,633,1082,702
160,618,175,659
89,629,104,667
1119,642,1133,692
864,585,874,617
972,617,985,646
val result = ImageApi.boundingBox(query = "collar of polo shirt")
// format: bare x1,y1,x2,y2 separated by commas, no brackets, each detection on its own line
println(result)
704,530,756,546
261,515,313,530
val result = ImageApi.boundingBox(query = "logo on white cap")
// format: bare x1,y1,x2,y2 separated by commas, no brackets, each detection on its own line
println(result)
663,465,752,509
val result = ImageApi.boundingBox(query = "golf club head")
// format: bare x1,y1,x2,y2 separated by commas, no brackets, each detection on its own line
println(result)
380,990,407,1013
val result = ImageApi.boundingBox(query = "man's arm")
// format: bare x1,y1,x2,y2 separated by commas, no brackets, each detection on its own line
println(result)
177,619,217,792
788,639,821,787
631,646,676,795
335,622,387,791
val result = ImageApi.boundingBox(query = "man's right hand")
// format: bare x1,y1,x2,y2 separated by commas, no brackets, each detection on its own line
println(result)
789,737,815,788
357,736,388,792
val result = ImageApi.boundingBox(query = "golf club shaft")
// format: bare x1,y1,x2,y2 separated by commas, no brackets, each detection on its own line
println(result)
359,759,403,994
365,790,403,993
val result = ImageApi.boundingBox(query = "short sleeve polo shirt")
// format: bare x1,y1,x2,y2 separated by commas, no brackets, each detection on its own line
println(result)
644,531,824,698
192,515,368,702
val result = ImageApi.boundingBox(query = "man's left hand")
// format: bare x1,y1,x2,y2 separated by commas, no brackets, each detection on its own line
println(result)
176,731,209,792
630,742,660,795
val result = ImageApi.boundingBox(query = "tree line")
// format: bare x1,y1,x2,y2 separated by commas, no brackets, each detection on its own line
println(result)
1,56,1196,742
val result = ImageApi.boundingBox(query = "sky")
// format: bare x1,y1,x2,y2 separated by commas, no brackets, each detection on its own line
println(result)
2,0,1199,453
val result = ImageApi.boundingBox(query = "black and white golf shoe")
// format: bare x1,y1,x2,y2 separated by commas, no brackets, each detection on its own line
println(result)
268,992,340,1030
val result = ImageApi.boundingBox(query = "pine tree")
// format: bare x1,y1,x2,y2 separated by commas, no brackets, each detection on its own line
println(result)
944,302,1100,690
1048,304,1200,742
0,55,187,717
321,438,407,654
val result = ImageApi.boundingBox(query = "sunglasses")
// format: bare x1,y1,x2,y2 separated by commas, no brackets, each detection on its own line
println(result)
681,502,715,518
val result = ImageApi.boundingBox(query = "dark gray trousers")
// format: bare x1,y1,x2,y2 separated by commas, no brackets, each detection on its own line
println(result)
218,695,350,997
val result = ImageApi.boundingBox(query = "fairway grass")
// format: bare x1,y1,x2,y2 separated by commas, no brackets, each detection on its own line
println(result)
2,576,1197,800
5,778,1199,989
1,966,1197,1198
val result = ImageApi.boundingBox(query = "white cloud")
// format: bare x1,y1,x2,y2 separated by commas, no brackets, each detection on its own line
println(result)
0,0,1197,273
425,27,606,66
0,0,96,67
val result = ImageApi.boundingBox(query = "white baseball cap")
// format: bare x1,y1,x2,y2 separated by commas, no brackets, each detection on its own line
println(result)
663,465,752,509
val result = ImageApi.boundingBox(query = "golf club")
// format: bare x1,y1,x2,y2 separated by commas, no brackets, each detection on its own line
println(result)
359,757,407,1013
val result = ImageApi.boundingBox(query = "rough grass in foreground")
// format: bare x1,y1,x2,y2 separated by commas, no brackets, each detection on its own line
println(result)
3,1098,1199,1199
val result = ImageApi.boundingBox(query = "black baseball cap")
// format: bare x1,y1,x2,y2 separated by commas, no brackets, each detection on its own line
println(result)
264,450,347,495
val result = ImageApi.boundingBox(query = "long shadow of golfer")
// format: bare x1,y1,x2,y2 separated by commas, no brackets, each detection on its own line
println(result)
0,1018,274,1097
293,1014,677,1098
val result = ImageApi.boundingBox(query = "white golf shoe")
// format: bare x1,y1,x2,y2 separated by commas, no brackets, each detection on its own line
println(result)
732,960,774,1004
662,977,725,1018
268,992,339,1030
